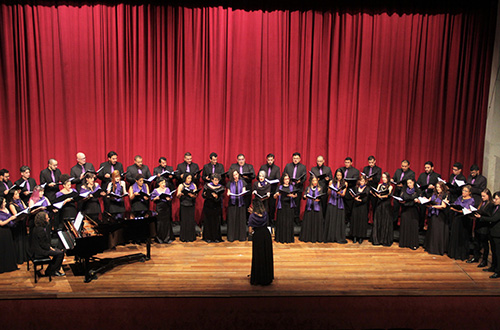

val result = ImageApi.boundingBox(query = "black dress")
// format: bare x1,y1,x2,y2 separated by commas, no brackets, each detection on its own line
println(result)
179,183,197,242
226,181,248,242
252,181,271,212
398,188,420,249
350,186,369,239
55,190,78,221
130,183,149,214
299,187,324,243
80,184,103,220
372,185,393,246
424,194,449,255
274,185,296,243
9,200,28,264
107,182,126,214
448,197,475,260
249,212,274,285
0,211,18,273
151,188,174,242
202,183,224,242
323,184,346,243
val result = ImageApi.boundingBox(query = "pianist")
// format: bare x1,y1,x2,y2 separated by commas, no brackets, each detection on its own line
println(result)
30,212,65,277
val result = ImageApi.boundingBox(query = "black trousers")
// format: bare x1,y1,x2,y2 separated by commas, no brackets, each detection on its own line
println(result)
45,249,64,275
491,236,500,273
473,231,490,261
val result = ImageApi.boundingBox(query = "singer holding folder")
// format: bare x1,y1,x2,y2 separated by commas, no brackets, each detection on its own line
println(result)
151,177,174,244
226,170,248,242
299,176,324,243
54,174,78,222
129,174,150,215
273,173,297,243
177,173,198,242
252,171,271,212
350,176,369,244
106,170,127,214
371,172,394,246
259,153,280,222
324,169,347,243
80,172,105,220
201,173,224,243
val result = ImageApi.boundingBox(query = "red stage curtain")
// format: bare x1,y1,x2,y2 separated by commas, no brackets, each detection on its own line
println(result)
0,3,496,217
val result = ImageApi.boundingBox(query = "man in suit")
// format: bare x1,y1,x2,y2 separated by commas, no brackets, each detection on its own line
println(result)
126,155,152,185
177,152,200,184
476,192,500,278
0,169,13,196
228,154,255,210
310,155,332,217
416,161,441,230
467,164,487,207
202,152,226,184
447,162,467,203
98,151,124,211
14,165,37,205
339,157,360,224
259,153,280,222
153,157,176,189
392,160,415,223
362,155,382,222
70,152,95,192
283,152,307,222
39,159,62,202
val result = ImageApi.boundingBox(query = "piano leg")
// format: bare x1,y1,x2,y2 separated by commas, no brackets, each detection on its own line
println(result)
146,238,151,260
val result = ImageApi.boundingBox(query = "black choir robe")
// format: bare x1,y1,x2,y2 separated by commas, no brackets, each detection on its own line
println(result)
14,177,37,204
70,162,96,192
310,165,332,190
416,171,441,197
448,173,467,202
0,179,13,197
176,161,200,183
228,163,255,189
153,165,175,188
259,163,281,220
467,174,487,207
202,163,226,183
126,164,152,185
339,166,360,190
39,168,62,202
97,161,124,189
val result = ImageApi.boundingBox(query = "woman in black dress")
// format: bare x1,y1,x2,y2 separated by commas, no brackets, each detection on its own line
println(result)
448,185,475,260
470,189,494,267
129,174,150,215
371,172,394,246
324,169,347,243
202,173,224,243
176,173,198,242
54,174,78,222
423,182,449,255
151,177,175,243
252,170,271,212
8,187,28,264
249,199,273,286
299,176,324,243
0,197,19,273
273,173,297,243
398,178,420,250
106,170,126,214
80,172,105,220
350,175,368,244
226,170,248,242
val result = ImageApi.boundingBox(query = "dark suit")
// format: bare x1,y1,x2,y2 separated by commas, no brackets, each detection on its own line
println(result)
0,179,13,197
70,163,96,192
176,162,200,184
310,165,332,217
392,168,415,223
362,165,382,220
467,174,487,207
126,164,152,185
480,206,500,273
14,177,37,205
97,161,124,189
448,173,466,203
259,163,281,221
153,165,175,189
202,163,226,183
30,226,64,275
228,163,255,209
416,171,441,229
339,166,360,223
283,162,307,221
39,168,62,202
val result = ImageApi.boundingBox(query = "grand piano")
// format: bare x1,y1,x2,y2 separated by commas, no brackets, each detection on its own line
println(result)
58,211,156,283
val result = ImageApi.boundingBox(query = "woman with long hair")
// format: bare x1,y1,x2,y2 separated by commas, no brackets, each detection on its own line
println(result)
106,170,126,214
423,181,449,255
299,176,324,243
273,173,297,243
151,177,175,243
226,170,248,242
249,199,273,286
202,173,224,243
324,169,347,243
448,185,475,260
176,173,197,242
371,172,394,246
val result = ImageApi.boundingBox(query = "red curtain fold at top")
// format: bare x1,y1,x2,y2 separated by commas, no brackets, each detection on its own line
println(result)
0,4,495,218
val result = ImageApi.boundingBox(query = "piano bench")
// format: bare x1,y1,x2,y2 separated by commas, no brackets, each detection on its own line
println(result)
27,257,52,283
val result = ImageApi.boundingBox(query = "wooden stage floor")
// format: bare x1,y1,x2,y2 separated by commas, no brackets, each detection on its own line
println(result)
1,238,499,299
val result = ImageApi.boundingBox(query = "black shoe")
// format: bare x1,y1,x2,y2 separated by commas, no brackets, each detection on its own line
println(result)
478,261,488,268
358,238,363,244
353,237,357,243
483,267,495,272
490,273,500,279
338,240,348,244
466,257,479,263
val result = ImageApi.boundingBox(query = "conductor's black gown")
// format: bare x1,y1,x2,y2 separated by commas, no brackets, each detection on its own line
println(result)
249,212,273,286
